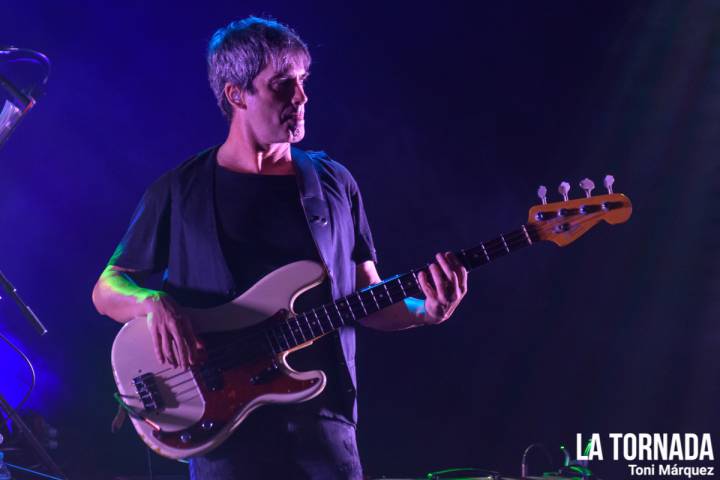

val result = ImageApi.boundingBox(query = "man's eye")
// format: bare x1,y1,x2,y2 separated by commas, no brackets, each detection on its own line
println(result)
271,77,307,90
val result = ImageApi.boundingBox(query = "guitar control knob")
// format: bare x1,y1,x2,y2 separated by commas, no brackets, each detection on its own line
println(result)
558,181,570,201
201,420,214,431
579,178,595,198
604,174,615,194
537,185,548,205
180,432,192,444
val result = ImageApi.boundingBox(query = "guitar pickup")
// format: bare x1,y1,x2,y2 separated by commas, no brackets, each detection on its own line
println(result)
132,373,164,412
250,361,280,385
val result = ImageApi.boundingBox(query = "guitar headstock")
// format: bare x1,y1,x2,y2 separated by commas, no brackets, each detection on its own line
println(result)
528,175,632,246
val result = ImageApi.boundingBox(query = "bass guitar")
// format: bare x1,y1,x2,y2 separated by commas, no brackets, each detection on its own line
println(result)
111,176,632,459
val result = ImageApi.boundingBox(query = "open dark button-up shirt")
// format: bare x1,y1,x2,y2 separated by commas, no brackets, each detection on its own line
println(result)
110,146,377,424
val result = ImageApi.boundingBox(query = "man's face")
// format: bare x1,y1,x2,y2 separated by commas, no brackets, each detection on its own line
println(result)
242,56,309,145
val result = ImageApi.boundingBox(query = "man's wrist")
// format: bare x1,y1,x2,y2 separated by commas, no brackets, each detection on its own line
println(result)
137,289,166,315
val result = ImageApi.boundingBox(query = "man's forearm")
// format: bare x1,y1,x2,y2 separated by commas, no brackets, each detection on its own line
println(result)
358,297,428,331
92,267,161,323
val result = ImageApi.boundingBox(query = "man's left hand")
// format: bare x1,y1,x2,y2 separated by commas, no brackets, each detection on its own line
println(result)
417,251,468,325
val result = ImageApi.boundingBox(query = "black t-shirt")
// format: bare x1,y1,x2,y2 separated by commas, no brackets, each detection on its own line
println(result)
214,166,320,295
213,164,345,414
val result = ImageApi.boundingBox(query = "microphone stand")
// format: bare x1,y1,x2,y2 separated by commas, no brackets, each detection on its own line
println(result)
0,270,47,335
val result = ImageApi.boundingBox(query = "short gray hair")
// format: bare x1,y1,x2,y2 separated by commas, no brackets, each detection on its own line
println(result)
207,16,311,119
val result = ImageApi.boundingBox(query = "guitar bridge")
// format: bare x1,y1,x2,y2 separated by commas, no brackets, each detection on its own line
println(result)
133,373,165,412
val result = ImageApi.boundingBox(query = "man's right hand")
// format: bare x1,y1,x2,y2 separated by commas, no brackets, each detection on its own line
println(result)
146,292,204,370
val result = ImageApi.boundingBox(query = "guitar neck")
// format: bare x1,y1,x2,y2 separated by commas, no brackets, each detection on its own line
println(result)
262,224,540,355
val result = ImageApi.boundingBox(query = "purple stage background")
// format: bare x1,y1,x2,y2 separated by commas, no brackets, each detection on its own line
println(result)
1,0,719,478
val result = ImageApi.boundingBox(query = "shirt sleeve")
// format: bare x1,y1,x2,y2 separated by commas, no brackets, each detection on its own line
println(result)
108,174,171,274
347,173,378,265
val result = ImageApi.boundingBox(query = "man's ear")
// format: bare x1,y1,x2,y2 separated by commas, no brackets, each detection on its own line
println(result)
224,83,247,110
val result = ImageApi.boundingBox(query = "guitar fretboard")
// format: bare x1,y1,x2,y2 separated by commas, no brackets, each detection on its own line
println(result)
262,223,541,354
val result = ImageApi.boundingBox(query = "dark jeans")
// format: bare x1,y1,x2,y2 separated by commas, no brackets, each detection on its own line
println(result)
189,405,363,480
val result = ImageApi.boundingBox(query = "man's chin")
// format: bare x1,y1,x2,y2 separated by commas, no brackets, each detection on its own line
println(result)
287,125,305,143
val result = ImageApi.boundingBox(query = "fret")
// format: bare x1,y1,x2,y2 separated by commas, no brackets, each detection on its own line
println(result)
355,290,375,317
321,307,334,331
276,326,290,350
500,234,510,253
304,311,317,332
391,282,407,301
295,316,313,343
480,243,490,262
406,276,419,295
300,313,315,338
369,288,380,309
502,230,518,248
411,270,421,291
374,284,389,307
463,248,485,268
525,225,540,244
286,318,299,343
510,230,529,249
322,304,337,329
312,309,327,334
341,298,357,321
397,277,407,297
360,290,379,314
383,283,393,304
283,320,298,347
333,302,344,326
356,292,368,316
288,318,304,343
521,225,532,245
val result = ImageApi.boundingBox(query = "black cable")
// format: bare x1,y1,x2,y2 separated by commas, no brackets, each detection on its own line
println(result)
521,443,554,478
146,446,154,480
0,330,36,418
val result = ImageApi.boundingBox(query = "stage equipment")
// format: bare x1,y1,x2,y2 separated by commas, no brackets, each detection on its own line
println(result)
368,446,598,480
111,178,632,459
0,46,65,479
0,47,49,150
0,46,49,336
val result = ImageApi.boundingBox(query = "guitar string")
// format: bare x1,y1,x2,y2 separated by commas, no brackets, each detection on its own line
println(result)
154,209,613,388
193,208,612,367
163,238,502,381
166,223,542,380
126,208,616,430
158,209,616,400
157,217,568,386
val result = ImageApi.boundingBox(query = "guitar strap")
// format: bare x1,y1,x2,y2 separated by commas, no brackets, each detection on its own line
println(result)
291,147,335,294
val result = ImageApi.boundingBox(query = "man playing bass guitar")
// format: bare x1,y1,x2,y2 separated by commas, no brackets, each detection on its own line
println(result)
92,16,468,480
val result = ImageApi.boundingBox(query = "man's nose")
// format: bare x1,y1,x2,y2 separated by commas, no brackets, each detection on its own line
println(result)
292,79,308,106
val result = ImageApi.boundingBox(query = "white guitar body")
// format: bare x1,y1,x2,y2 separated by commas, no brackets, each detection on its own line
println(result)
111,260,328,459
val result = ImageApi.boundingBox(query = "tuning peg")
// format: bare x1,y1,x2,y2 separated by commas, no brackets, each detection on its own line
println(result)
558,181,570,201
579,178,595,198
603,174,615,194
537,185,547,205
